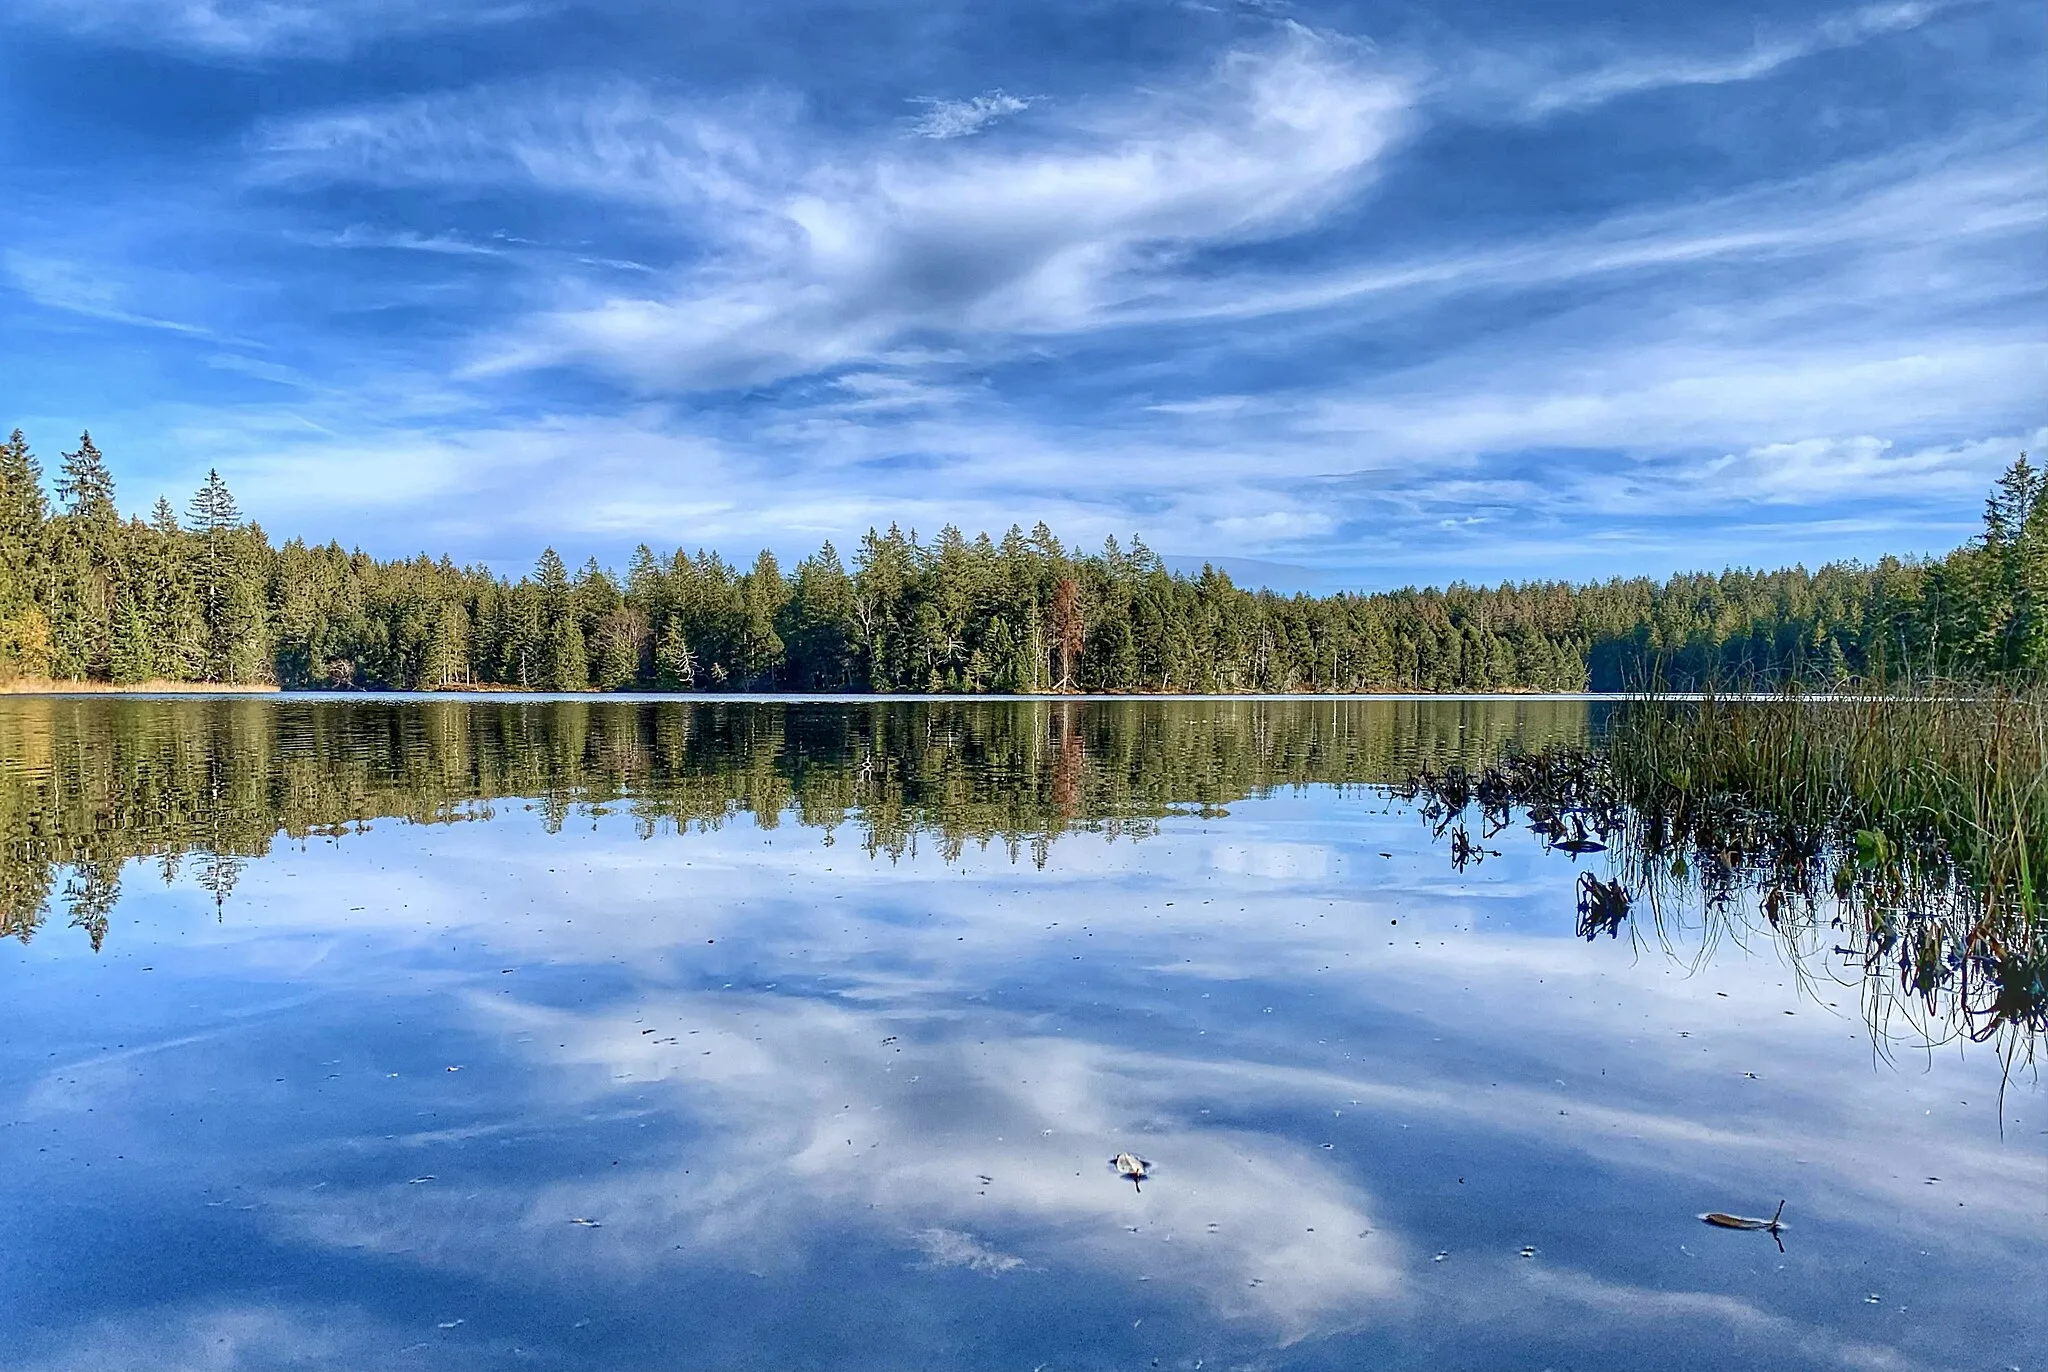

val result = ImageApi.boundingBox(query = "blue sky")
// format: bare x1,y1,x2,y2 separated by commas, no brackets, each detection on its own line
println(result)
0,0,2041,590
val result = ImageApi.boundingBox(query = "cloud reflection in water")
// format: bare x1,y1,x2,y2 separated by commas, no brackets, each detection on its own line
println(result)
3,768,2041,1369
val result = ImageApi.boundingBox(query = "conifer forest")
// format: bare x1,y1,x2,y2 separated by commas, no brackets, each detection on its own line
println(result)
1,428,2042,695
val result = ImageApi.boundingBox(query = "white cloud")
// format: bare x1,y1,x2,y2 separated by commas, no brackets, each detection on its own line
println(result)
241,62,2040,541
257,26,1413,391
1130,138,2046,328
1212,840,1338,879
67,806,2037,1361
1306,340,2048,469
13,0,536,59
905,90,1039,139
256,81,794,211
313,226,510,257
1688,431,2046,507
1451,1,1959,121
1520,1270,1935,1372
41,7,2029,581
262,987,1408,1338
11,1303,417,1372
911,1227,1029,1273
138,346,2038,580
4,251,213,337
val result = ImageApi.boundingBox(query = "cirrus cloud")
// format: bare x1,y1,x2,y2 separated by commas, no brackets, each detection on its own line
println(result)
258,26,1413,391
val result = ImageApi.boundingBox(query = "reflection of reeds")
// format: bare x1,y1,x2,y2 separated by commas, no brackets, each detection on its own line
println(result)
1399,685,2048,1058
1614,683,2045,923
1610,683,2046,1054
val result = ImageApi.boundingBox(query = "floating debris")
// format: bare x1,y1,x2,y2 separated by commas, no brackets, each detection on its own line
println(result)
1110,1152,1151,1191
568,1217,603,1228
1700,1200,1786,1233
1701,1200,1787,1250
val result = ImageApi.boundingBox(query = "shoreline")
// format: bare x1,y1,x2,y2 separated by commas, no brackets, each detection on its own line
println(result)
0,683,1600,702
0,678,281,695
0,685,1879,703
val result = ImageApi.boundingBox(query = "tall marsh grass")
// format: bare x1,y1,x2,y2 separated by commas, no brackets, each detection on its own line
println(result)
1606,683,2047,1050
1398,682,2048,1053
1609,683,2046,932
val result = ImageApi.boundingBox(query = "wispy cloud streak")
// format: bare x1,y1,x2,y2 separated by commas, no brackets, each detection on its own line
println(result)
12,0,537,59
4,251,214,337
258,27,1412,390
905,90,1038,139
1,0,2037,585
1452,1,1962,121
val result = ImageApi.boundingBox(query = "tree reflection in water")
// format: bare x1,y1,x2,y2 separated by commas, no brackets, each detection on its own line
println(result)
1,694,1590,944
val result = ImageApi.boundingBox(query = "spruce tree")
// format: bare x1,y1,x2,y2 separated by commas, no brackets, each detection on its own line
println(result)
216,527,272,683
593,616,638,689
535,547,570,608
0,429,46,552
56,433,117,523
533,549,586,689
2005,454,2048,677
186,469,248,681
110,600,155,684
187,468,241,534
654,617,695,689
0,430,49,670
46,433,122,678
736,550,787,687
3,420,2042,699
545,616,587,691
142,496,205,680
425,605,471,688
783,544,854,690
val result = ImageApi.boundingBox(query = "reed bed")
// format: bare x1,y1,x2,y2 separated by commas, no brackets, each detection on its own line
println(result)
1396,683,2048,1052
1609,683,2046,929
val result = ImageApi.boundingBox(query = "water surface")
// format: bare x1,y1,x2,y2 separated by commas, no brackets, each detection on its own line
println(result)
1,698,2040,1370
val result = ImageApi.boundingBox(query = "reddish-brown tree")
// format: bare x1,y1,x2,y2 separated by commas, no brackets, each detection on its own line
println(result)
1052,577,1083,692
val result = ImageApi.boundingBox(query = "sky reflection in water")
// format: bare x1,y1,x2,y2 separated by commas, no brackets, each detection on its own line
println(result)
0,699,2040,1370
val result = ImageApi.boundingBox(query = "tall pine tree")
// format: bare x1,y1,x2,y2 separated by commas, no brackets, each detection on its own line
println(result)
0,430,51,678
534,548,587,690
47,433,123,677
186,469,267,681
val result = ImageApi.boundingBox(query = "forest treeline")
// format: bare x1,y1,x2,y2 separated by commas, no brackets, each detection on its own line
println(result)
2,429,2043,694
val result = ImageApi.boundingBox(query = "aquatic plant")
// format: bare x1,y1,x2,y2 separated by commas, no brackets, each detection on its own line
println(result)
1612,682,2046,1044
1397,684,2048,1054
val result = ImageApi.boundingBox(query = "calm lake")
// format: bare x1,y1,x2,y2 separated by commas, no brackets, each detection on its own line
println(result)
1,697,2040,1370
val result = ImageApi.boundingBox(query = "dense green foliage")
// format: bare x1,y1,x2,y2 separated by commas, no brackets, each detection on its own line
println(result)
1,429,2042,693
